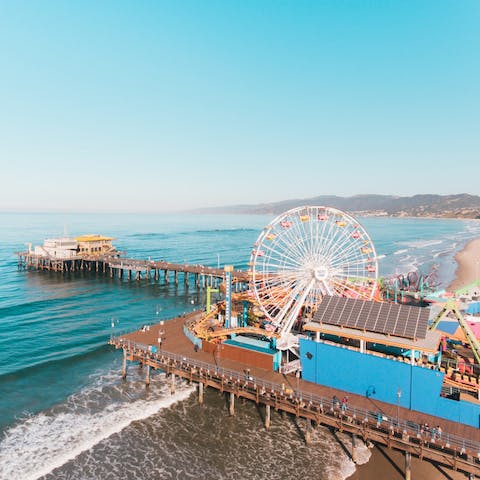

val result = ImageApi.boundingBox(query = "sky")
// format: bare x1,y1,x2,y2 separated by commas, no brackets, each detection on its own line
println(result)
0,1,479,213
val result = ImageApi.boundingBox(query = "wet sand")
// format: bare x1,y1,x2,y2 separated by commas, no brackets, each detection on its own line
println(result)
448,237,480,292
349,445,465,480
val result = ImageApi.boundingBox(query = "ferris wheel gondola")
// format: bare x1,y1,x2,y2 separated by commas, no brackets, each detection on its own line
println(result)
249,206,378,345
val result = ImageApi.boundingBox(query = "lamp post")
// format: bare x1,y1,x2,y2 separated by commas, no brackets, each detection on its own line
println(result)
397,388,402,430
217,253,220,269
158,320,165,352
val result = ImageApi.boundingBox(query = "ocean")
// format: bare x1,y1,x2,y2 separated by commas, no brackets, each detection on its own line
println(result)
1,213,479,480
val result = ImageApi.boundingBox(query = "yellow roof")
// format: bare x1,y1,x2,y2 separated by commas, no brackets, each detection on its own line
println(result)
76,234,113,242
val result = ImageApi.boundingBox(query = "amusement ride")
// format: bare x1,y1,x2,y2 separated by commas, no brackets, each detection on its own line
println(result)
249,206,378,348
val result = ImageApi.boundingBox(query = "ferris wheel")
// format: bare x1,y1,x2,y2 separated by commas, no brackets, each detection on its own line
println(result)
249,206,378,341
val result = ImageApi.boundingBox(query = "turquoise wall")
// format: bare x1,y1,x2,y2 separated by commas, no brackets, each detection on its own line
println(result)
299,338,480,428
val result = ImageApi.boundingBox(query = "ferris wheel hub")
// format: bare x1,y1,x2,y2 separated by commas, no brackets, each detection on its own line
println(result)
313,266,329,281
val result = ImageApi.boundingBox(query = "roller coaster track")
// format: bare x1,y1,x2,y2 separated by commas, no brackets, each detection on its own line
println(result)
443,376,478,394
429,301,480,364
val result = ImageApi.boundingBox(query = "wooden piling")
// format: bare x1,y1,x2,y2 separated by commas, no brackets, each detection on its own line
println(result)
122,349,127,379
305,417,312,445
146,364,150,387
351,434,358,463
405,451,412,480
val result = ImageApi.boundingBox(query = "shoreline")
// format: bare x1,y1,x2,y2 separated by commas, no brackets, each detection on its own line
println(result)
347,445,465,480
348,238,480,480
448,237,480,293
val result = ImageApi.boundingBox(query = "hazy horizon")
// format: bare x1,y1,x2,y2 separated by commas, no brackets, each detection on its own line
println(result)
0,191,478,215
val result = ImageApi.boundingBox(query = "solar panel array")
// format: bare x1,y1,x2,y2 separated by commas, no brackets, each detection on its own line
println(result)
313,296,429,340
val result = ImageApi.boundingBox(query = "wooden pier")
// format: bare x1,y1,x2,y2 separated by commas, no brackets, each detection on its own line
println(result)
110,314,480,479
17,251,249,289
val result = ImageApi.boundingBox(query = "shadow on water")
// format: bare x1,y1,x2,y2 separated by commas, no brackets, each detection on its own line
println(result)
376,445,406,479
331,428,354,462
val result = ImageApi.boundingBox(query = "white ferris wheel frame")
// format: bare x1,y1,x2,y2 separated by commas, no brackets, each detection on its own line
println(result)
249,205,378,339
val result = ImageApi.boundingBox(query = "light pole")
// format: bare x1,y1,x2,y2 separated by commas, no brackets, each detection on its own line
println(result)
217,253,220,269
157,320,165,352
397,387,402,430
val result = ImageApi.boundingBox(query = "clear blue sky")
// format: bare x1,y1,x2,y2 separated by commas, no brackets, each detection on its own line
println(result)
0,1,479,212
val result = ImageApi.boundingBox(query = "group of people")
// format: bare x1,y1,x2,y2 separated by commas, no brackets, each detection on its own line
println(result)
331,395,349,413
420,422,442,440
330,394,444,443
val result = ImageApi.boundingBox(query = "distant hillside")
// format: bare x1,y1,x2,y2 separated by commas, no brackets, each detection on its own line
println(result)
193,194,480,219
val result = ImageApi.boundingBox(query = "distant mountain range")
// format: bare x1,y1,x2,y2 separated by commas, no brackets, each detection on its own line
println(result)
193,194,480,219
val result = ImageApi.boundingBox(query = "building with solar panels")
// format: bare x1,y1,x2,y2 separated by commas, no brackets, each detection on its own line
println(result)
299,296,480,428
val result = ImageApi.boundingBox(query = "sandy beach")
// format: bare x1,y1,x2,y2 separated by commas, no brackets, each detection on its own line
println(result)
348,445,465,480
448,237,480,292
349,238,480,480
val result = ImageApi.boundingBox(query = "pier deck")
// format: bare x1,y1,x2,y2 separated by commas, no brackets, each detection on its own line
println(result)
17,251,249,284
111,314,480,477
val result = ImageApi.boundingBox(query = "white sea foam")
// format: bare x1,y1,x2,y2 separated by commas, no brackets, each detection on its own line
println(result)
400,239,443,249
433,248,454,258
0,375,194,480
376,254,386,260
323,431,372,480
393,249,408,255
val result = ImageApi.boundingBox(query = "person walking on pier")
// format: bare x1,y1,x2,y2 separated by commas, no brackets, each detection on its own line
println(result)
341,396,348,414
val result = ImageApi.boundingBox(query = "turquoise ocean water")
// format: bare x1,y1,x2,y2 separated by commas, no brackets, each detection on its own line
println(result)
0,213,479,480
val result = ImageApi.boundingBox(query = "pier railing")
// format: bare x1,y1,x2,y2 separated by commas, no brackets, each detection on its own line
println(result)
111,337,480,463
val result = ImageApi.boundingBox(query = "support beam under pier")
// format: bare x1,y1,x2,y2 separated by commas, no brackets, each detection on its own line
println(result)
122,349,127,379
405,451,411,480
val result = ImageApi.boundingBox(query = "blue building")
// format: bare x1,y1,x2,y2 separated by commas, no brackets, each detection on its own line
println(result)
299,296,480,428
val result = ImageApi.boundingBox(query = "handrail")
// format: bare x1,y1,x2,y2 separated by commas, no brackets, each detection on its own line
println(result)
111,337,480,457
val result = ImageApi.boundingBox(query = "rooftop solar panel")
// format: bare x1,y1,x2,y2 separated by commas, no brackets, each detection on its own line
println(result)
313,296,429,340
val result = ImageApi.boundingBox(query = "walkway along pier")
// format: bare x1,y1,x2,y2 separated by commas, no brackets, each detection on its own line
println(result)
17,251,249,289
110,314,480,479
